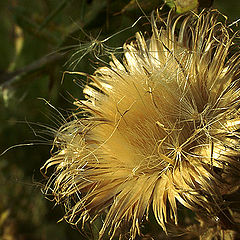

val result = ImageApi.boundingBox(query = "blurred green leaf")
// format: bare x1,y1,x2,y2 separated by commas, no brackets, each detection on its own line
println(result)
165,0,198,13
38,0,71,31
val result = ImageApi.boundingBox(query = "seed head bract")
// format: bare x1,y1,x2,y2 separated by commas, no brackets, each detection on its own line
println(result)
42,9,240,239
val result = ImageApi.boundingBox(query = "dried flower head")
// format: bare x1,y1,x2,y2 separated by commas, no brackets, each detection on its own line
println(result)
42,9,240,239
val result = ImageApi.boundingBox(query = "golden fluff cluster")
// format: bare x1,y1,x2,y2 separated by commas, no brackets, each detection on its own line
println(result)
42,10,240,239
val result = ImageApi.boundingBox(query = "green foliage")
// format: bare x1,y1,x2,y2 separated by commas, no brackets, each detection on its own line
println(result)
165,0,199,13
0,0,239,239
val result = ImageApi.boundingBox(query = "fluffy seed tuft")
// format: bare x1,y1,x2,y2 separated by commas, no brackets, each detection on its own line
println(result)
42,9,240,239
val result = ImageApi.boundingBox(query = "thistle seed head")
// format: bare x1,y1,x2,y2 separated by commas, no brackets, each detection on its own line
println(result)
42,9,240,239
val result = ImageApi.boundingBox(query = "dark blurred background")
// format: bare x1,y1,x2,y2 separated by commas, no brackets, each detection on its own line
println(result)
0,0,239,239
